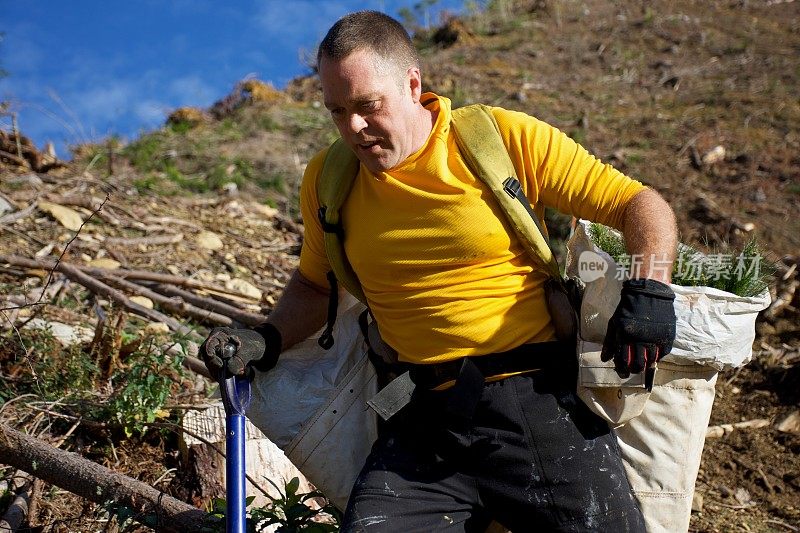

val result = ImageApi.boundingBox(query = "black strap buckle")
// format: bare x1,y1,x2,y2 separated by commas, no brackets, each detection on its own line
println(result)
317,207,343,237
502,176,522,198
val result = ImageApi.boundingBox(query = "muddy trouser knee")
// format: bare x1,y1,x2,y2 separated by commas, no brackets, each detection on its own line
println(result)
342,367,646,532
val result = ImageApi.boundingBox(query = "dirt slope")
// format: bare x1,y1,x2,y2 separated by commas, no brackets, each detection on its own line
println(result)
1,1,799,531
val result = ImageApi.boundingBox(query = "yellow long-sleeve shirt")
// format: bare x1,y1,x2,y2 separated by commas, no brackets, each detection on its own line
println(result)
299,93,644,364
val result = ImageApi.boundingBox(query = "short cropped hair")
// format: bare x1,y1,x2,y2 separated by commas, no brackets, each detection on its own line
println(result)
317,11,419,72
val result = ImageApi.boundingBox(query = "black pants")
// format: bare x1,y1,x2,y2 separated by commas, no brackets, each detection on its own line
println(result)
341,369,645,532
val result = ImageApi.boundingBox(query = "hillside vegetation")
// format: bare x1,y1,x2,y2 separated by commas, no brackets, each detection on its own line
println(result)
1,1,798,531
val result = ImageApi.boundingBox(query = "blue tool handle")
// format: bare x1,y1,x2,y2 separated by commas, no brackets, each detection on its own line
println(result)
219,343,252,533
226,412,247,533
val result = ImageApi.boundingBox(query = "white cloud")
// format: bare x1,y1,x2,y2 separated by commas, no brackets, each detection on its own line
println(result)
134,99,169,124
74,82,134,121
168,75,217,107
252,1,351,44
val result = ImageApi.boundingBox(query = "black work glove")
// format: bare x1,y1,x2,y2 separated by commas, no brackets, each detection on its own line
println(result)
601,278,676,379
200,323,282,381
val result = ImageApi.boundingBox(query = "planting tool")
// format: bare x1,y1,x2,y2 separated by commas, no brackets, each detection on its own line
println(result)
220,342,252,533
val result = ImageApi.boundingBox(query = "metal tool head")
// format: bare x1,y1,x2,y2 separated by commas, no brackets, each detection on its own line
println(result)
219,342,252,417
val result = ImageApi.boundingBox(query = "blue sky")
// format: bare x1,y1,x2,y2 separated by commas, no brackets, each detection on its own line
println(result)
1,1,465,158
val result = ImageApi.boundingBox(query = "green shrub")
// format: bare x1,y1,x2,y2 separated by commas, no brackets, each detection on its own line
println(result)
169,120,194,134
0,323,186,437
0,328,99,403
123,133,170,172
102,338,185,437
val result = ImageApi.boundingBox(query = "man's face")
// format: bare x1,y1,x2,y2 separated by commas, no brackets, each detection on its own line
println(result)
319,48,421,174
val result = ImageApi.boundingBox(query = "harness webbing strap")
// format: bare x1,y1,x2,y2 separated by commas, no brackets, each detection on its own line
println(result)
501,177,566,290
318,271,338,349
318,207,344,238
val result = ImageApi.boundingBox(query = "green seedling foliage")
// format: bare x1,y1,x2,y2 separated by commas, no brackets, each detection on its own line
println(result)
0,485,12,512
589,223,773,297
257,114,279,132
133,173,170,195
207,157,255,191
204,478,340,533
219,117,245,141
164,164,199,192
255,171,288,193
589,222,627,260
124,133,171,173
122,117,286,197
0,318,188,440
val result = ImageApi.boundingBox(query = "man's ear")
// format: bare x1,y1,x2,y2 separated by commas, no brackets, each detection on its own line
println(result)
407,66,422,102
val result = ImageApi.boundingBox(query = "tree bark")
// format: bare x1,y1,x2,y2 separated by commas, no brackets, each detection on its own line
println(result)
170,443,225,509
0,423,208,532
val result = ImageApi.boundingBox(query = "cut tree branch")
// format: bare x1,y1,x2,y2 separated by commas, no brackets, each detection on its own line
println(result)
706,418,771,439
0,255,202,341
95,272,235,327
0,202,37,226
104,233,184,247
0,423,208,532
43,194,122,226
82,265,259,300
144,282,265,326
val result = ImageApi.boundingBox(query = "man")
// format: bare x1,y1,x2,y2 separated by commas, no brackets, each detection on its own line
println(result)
202,10,678,532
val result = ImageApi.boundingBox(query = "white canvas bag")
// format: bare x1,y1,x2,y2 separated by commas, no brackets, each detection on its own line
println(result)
246,297,378,510
566,220,770,532
566,221,770,426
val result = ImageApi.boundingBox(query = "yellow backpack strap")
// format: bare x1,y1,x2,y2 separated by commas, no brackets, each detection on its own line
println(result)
318,138,368,304
314,138,367,348
451,104,563,280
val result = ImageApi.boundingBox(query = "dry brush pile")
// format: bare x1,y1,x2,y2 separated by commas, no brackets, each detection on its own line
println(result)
0,156,307,530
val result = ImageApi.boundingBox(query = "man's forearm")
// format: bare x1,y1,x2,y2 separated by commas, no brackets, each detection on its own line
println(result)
621,188,677,283
264,270,332,351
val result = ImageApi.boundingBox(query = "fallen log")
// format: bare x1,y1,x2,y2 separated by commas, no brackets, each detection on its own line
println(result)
0,202,37,226
764,279,798,321
184,355,213,379
0,253,260,302
0,423,208,532
42,194,122,226
52,262,201,340
83,266,260,300
0,149,29,169
104,233,184,246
